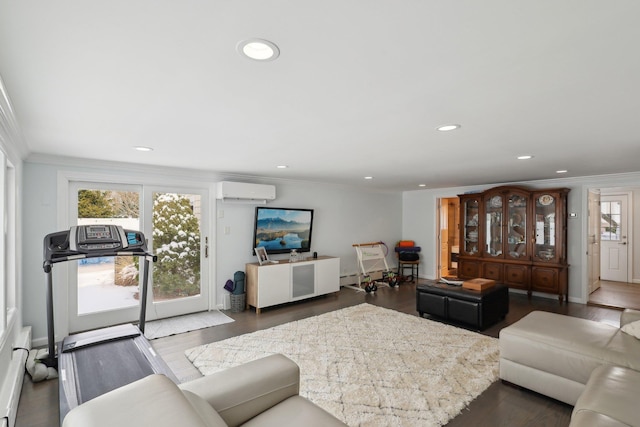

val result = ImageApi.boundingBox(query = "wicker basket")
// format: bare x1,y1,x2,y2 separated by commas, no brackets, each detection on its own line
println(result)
230,293,246,312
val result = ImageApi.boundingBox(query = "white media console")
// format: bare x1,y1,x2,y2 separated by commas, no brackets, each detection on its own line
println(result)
245,256,340,313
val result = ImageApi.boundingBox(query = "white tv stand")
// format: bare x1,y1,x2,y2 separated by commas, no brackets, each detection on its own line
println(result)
245,256,340,313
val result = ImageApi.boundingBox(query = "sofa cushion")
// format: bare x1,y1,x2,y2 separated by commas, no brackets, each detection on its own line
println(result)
570,365,640,427
182,390,228,427
620,309,640,328
62,375,219,427
242,396,346,427
621,319,640,340
500,311,640,386
179,354,300,427
570,411,631,427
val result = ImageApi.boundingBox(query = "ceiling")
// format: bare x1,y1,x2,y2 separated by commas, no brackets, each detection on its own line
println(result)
1,1,639,191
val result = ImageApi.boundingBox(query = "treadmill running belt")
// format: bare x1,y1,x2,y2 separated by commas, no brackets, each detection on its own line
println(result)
72,338,155,404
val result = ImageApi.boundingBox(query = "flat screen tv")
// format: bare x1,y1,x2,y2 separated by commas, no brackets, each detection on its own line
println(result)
253,207,314,254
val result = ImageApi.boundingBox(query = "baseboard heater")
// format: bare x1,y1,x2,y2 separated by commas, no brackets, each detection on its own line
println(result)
1,326,31,427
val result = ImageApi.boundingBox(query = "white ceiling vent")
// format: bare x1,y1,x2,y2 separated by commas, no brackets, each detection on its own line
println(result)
216,181,276,204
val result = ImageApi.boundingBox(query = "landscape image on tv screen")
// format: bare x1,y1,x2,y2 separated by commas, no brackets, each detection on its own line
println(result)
253,207,313,254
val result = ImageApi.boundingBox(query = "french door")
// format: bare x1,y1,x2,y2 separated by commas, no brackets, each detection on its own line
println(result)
68,181,209,333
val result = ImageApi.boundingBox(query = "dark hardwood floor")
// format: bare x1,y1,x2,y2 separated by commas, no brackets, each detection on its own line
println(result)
16,280,625,427
588,280,640,310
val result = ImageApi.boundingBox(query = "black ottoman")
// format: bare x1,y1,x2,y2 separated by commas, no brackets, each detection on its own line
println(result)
416,282,509,330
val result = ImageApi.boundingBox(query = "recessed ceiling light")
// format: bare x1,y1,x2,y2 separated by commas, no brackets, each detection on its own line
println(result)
517,155,533,160
364,176,374,180
276,165,288,169
436,124,461,132
556,170,568,174
418,184,427,187
237,39,280,61
134,146,153,152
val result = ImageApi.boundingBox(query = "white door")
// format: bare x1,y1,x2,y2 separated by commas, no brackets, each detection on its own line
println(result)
587,190,601,293
437,198,458,278
600,194,629,282
68,182,209,333
144,188,209,320
438,199,451,277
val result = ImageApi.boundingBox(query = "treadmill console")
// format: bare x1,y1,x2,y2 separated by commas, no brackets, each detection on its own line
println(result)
44,225,150,265
74,224,128,251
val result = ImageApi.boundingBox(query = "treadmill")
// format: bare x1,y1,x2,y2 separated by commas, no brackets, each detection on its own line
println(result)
42,224,178,423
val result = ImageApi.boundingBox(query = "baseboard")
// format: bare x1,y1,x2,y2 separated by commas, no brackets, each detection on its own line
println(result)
339,274,359,286
30,336,48,349
0,326,31,427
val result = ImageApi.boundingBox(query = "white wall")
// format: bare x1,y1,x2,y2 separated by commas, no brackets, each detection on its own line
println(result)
22,158,402,344
402,172,640,304
215,181,402,306
22,162,59,346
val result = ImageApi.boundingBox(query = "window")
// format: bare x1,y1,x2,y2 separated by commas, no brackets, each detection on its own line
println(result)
75,187,141,315
601,200,621,241
0,151,16,335
0,150,6,333
0,76,20,339
151,192,202,302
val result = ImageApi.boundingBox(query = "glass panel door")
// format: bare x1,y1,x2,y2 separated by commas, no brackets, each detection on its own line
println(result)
534,194,557,262
507,193,528,259
77,189,142,314
69,183,143,333
291,263,314,299
146,189,208,319
485,194,504,257
152,192,202,302
462,197,480,255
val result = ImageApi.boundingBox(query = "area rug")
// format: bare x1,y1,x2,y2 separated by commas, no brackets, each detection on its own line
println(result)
144,310,234,339
185,303,499,426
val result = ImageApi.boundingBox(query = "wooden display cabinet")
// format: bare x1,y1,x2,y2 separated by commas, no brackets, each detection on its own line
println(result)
458,185,570,302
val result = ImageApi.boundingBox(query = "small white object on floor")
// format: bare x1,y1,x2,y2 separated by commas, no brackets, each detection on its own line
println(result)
26,348,58,382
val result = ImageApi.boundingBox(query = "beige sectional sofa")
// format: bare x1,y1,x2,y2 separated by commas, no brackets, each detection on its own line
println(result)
62,353,346,427
500,308,640,426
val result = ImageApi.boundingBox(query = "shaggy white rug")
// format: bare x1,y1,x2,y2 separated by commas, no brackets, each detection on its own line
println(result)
185,303,499,427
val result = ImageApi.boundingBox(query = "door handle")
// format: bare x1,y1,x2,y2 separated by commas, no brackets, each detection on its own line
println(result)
618,242,627,245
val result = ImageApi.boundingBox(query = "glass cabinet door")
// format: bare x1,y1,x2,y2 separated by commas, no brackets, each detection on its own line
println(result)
534,193,558,262
507,192,528,260
485,194,504,257
462,197,480,256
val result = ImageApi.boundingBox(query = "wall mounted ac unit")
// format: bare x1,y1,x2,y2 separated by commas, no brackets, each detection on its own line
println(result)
216,181,276,204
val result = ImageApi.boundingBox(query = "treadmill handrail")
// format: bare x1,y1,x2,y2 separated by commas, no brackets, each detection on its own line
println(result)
43,251,157,270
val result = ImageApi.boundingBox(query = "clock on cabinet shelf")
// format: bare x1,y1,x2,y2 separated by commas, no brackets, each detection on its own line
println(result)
538,194,554,206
